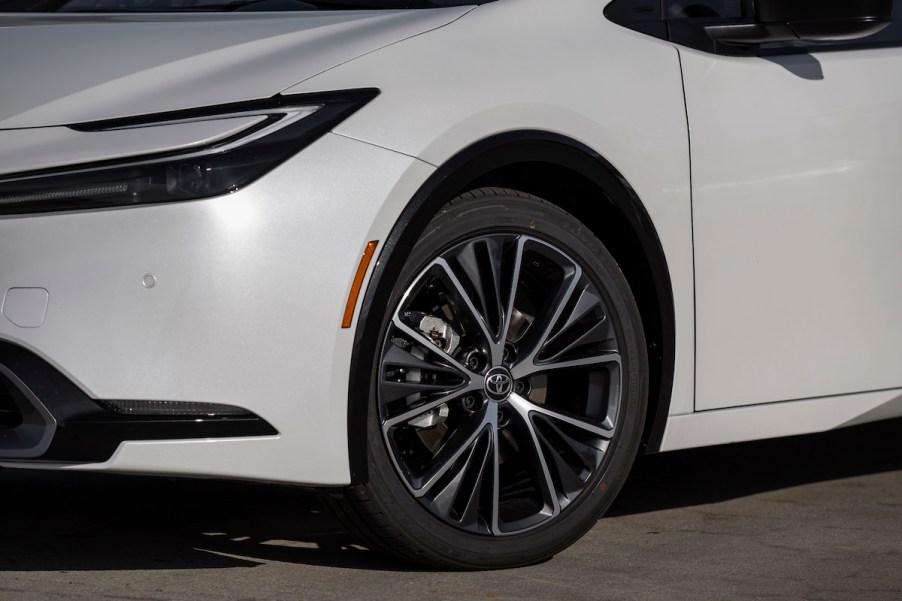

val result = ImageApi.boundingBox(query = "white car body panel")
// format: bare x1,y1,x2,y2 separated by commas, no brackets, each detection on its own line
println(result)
661,388,902,452
0,9,470,129
683,46,902,410
0,0,900,487
287,0,698,417
0,133,434,484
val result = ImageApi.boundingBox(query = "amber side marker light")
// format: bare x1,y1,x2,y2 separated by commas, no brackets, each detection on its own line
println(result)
342,241,379,328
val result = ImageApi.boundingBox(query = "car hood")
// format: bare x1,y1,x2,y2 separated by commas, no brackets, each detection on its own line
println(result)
0,9,471,130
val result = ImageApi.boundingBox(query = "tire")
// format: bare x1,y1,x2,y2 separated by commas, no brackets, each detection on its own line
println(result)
331,188,648,569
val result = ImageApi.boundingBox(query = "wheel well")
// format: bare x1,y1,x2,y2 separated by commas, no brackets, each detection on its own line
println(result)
453,162,669,453
347,132,675,484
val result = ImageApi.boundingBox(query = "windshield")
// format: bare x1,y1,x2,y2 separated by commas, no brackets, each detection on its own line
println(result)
0,0,484,12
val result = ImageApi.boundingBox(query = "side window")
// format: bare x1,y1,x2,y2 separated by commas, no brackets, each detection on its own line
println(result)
759,2,902,53
662,0,753,54
607,0,902,54
603,0,668,40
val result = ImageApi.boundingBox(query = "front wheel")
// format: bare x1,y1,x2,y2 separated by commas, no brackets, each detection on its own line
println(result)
332,188,648,569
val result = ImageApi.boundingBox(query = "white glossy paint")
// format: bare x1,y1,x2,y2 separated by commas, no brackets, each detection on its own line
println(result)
1,0,901,484
660,388,902,451
0,133,434,484
682,47,902,410
0,9,471,128
287,0,696,416
2,288,50,328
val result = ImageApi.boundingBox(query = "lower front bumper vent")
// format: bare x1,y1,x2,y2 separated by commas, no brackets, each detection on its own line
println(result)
98,399,252,417
0,373,24,429
0,364,57,458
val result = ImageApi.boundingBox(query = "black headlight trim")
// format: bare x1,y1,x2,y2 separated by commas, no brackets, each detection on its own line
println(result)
0,88,379,215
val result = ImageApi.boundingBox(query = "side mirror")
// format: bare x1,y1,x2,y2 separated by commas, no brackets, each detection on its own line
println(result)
706,0,893,46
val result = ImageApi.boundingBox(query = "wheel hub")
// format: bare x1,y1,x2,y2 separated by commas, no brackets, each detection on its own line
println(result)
484,366,514,402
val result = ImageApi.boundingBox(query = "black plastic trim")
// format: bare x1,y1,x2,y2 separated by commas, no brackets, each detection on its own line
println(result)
603,0,667,40
0,365,57,458
606,0,898,55
42,414,276,462
705,18,892,47
0,341,278,463
70,88,378,133
346,131,676,484
0,372,23,428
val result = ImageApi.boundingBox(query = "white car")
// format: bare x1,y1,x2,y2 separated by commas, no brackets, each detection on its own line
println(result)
0,0,899,569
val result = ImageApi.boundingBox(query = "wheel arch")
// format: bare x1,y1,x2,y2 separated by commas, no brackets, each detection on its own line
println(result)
347,131,675,484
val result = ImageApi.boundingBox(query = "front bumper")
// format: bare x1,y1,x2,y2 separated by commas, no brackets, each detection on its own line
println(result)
0,341,276,461
0,132,434,485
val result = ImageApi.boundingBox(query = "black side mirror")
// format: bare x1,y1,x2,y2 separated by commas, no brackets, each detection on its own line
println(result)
707,0,893,46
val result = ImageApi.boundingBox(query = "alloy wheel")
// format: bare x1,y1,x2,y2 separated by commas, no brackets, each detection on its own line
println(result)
378,233,623,536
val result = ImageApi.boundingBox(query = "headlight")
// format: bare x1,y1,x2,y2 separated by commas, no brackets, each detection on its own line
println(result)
0,89,378,215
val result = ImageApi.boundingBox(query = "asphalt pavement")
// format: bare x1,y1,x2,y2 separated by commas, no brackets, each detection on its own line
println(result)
2,418,901,601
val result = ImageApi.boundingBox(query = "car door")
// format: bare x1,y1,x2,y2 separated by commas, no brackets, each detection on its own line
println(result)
672,1,902,410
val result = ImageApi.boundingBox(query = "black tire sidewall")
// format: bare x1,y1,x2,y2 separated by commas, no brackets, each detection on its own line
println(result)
361,190,648,568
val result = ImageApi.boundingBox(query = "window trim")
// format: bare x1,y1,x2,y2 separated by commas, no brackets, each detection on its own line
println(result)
605,0,902,56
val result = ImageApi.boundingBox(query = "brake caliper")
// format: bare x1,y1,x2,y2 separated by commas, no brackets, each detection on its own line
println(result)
414,313,461,356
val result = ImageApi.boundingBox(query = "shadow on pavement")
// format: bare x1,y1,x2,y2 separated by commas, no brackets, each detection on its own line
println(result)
610,416,902,516
0,470,411,572
1,417,900,572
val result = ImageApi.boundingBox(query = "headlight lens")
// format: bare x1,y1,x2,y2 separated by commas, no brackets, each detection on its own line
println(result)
0,89,378,215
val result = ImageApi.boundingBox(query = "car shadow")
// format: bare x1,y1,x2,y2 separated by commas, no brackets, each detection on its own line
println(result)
1,417,900,572
0,468,411,572
610,416,902,516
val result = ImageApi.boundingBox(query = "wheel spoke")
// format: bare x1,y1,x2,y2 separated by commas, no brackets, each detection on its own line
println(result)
456,429,494,530
534,427,589,502
533,415,605,501
512,351,621,380
449,238,507,346
539,297,616,362
382,388,478,429
488,417,502,535
382,341,467,379
545,284,603,343
410,406,495,498
508,393,613,439
429,426,493,529
505,394,561,522
391,316,479,380
536,415,605,470
380,379,461,405
380,339,471,406
514,262,583,369
434,258,500,361
500,236,527,346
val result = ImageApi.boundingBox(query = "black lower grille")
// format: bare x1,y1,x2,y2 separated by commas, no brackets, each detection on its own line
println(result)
0,374,24,429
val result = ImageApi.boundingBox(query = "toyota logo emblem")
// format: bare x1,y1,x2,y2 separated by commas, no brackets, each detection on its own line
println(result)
484,367,514,401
